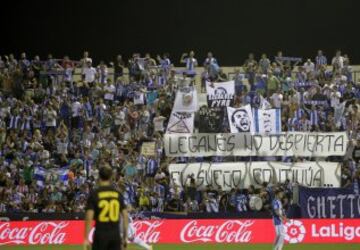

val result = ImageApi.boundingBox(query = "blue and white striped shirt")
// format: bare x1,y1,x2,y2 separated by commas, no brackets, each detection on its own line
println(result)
8,115,21,129
294,108,305,120
310,110,319,126
315,55,327,67
272,199,283,226
84,102,93,120
153,184,165,198
287,117,298,131
235,194,248,212
185,58,197,71
146,159,158,175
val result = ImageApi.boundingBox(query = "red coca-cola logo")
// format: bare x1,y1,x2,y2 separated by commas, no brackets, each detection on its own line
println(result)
132,220,163,243
180,220,253,243
0,221,68,245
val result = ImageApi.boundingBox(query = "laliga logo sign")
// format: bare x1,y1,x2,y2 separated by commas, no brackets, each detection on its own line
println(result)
284,220,306,244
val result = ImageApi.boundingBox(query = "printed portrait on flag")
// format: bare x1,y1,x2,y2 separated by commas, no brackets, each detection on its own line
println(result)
198,106,226,133
206,80,235,108
254,109,282,134
227,105,254,133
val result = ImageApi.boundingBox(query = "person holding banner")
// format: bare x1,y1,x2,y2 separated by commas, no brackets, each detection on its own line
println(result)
272,189,287,250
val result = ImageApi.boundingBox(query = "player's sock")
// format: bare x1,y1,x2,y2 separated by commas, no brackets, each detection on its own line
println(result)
273,235,278,250
133,237,151,250
276,233,285,250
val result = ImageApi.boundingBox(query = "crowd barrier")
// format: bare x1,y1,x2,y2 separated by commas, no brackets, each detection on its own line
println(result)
1,219,360,245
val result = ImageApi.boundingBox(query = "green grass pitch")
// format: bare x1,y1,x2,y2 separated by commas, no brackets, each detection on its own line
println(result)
1,244,360,250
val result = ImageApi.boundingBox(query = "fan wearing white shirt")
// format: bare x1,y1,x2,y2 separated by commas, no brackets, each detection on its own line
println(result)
114,106,127,128
103,81,116,104
71,99,82,129
332,50,344,70
153,113,166,132
79,51,92,69
44,106,57,131
270,90,283,109
82,61,97,87
303,59,315,73
330,86,342,108
97,61,108,84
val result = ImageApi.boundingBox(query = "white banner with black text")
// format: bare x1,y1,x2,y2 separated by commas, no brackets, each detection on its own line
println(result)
206,81,235,108
164,132,348,157
169,161,341,191
166,112,194,133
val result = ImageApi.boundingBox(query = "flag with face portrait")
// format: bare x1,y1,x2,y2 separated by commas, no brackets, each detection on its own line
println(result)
166,111,194,133
206,81,235,108
253,108,281,134
227,105,255,133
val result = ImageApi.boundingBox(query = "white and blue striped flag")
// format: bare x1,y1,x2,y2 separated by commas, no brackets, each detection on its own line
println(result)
34,166,69,188
253,108,281,134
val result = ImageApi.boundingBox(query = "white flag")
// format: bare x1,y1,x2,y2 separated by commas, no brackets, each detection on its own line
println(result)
166,112,194,133
227,105,255,133
253,109,282,134
206,80,235,108
173,87,198,112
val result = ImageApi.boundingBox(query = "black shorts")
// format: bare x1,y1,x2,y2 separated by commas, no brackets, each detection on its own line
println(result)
92,234,121,250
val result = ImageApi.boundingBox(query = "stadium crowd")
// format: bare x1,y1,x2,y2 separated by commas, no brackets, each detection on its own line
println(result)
0,50,359,214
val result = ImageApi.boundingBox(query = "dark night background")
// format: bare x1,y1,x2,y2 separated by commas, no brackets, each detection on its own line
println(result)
1,0,359,65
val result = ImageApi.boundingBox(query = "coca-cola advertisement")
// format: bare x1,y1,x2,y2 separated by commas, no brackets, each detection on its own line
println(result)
1,219,360,245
